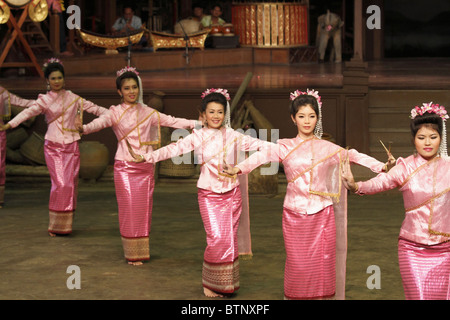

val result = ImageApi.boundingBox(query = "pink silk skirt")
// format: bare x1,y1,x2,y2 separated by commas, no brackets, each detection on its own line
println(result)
198,187,242,294
283,205,336,300
398,238,450,300
114,161,155,261
44,140,79,212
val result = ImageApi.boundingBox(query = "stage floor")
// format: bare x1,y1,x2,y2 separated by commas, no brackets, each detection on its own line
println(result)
0,176,405,301
1,56,450,95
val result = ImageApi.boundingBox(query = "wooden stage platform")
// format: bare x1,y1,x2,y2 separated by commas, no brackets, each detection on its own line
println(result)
1,48,449,165
2,48,450,91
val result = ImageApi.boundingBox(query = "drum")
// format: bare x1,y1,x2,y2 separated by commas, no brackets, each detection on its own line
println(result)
5,0,30,8
174,19,201,35
209,24,222,36
222,23,234,36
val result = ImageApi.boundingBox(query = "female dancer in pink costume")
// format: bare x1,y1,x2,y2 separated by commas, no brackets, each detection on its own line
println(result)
224,89,395,300
79,66,200,266
0,59,107,236
0,86,34,207
131,88,273,297
342,102,450,300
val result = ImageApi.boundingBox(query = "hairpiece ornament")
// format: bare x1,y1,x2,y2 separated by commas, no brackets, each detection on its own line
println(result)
116,66,140,78
43,57,63,70
410,102,448,122
289,88,322,107
201,88,231,101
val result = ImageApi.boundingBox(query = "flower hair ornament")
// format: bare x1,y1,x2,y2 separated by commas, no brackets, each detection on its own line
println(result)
116,66,143,104
43,57,63,71
410,102,448,159
410,102,448,122
201,88,231,128
290,88,323,138
116,66,140,78
201,88,231,101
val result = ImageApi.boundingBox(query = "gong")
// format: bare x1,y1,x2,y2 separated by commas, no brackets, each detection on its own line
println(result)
0,0,11,24
0,0,44,76
28,0,48,22
4,0,31,8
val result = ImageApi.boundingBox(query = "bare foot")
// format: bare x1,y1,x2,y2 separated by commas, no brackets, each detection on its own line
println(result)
49,232,56,237
128,261,143,266
204,287,223,298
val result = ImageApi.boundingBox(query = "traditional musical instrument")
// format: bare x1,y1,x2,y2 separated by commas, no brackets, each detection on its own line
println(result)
77,28,145,54
232,2,308,47
1,0,48,24
150,30,209,51
0,0,11,24
222,23,234,36
4,0,30,7
209,24,222,36
174,18,201,36
28,0,47,22
0,0,44,76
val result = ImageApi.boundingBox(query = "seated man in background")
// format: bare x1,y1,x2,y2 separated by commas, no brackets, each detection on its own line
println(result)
200,4,225,28
112,6,143,34
191,4,205,22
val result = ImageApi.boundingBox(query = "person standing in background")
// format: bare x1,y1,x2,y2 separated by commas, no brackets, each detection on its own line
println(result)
46,0,73,56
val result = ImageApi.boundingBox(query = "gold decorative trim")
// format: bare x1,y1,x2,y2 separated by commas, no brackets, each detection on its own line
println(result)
48,210,73,234
202,259,239,293
78,29,144,52
150,30,209,51
121,237,150,261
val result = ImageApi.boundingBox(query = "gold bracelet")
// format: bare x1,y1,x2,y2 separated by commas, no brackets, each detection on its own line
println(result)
353,183,359,193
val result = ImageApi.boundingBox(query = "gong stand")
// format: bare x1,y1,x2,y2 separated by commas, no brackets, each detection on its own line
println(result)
0,3,44,77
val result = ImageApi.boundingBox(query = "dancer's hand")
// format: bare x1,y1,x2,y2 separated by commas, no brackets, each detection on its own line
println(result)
222,163,241,176
126,139,145,163
384,153,396,172
74,108,83,133
0,123,11,132
380,140,396,171
341,158,358,193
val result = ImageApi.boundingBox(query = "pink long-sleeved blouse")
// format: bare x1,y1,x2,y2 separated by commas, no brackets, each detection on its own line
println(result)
145,127,273,193
357,154,450,245
82,102,198,162
237,136,386,215
8,90,107,144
